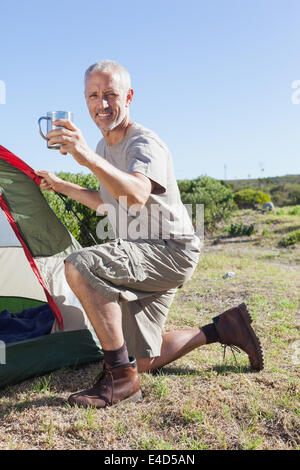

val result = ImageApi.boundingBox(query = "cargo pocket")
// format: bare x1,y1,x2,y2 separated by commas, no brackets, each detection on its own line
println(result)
100,257,131,285
119,240,148,283
95,239,148,286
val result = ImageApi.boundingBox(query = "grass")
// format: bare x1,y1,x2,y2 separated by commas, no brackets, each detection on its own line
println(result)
32,375,53,395
0,208,299,450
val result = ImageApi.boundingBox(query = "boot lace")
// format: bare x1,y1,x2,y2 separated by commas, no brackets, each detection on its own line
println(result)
93,367,106,385
221,344,241,366
92,365,114,405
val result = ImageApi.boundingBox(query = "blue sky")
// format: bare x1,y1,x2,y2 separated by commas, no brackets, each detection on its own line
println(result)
1,0,300,181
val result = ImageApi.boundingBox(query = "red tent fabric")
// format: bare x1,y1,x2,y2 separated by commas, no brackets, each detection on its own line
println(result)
0,145,63,328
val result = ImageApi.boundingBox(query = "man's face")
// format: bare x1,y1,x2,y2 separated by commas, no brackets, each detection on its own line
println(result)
85,70,133,132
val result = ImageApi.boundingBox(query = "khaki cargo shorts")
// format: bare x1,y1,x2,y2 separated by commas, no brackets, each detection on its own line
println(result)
65,238,199,358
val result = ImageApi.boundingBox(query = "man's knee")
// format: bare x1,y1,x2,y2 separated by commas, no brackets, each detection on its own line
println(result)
64,261,82,288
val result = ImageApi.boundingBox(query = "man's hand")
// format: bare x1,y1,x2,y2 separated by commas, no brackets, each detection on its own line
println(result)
34,170,65,192
34,169,105,212
47,119,96,167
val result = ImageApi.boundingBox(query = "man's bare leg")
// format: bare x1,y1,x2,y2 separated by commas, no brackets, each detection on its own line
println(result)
65,261,125,351
137,329,207,373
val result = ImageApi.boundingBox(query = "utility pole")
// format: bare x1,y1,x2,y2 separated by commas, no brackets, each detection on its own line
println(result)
259,162,264,189
224,164,227,180
259,162,265,177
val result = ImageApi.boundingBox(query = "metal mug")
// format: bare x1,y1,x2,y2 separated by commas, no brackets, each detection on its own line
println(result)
38,111,74,149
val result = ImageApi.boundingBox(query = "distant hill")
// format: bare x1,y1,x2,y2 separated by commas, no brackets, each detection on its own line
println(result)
225,174,300,187
223,174,300,206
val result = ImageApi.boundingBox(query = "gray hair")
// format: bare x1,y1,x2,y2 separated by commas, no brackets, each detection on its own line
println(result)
84,60,131,90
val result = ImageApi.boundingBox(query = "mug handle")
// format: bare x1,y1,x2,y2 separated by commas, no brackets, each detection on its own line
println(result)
38,116,50,140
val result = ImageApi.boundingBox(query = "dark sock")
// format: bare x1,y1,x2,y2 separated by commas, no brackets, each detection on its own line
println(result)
103,342,129,368
201,323,220,344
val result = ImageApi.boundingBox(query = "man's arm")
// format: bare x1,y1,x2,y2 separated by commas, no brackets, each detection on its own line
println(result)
46,120,154,209
34,170,107,214
87,160,154,209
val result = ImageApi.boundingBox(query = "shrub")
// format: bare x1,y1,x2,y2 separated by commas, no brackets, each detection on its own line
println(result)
233,188,271,209
285,184,300,205
178,176,236,231
228,222,255,237
279,230,300,246
287,205,300,216
271,184,300,206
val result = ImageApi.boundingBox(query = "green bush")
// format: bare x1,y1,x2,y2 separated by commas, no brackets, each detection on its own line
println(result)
228,222,255,236
178,176,236,231
270,187,287,207
42,172,105,247
279,230,300,246
271,184,300,207
233,188,271,209
285,184,300,205
287,205,300,216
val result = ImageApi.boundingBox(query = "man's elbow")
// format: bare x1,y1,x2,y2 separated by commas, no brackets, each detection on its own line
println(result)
128,193,149,211
128,173,153,210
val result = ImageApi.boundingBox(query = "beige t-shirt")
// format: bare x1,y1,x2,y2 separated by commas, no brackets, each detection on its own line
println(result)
95,122,201,253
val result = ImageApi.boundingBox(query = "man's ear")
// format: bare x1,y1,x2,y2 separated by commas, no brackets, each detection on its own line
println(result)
126,88,134,107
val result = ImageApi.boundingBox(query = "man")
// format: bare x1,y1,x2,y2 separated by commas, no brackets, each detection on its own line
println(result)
36,60,264,409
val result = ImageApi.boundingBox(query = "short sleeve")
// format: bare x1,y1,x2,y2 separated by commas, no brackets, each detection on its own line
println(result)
126,136,168,195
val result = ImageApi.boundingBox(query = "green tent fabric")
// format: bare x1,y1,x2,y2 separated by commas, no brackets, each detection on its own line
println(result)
0,158,73,257
0,145,103,389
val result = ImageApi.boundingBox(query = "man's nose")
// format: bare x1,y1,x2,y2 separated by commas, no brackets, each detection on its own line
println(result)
98,97,109,109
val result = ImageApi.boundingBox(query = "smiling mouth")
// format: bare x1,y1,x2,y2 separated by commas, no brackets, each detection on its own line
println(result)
96,112,111,119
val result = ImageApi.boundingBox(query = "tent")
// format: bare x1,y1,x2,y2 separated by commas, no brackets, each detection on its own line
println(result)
0,145,102,388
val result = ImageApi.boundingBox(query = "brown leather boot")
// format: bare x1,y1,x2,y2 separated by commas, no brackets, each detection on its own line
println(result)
68,357,142,408
213,303,264,371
